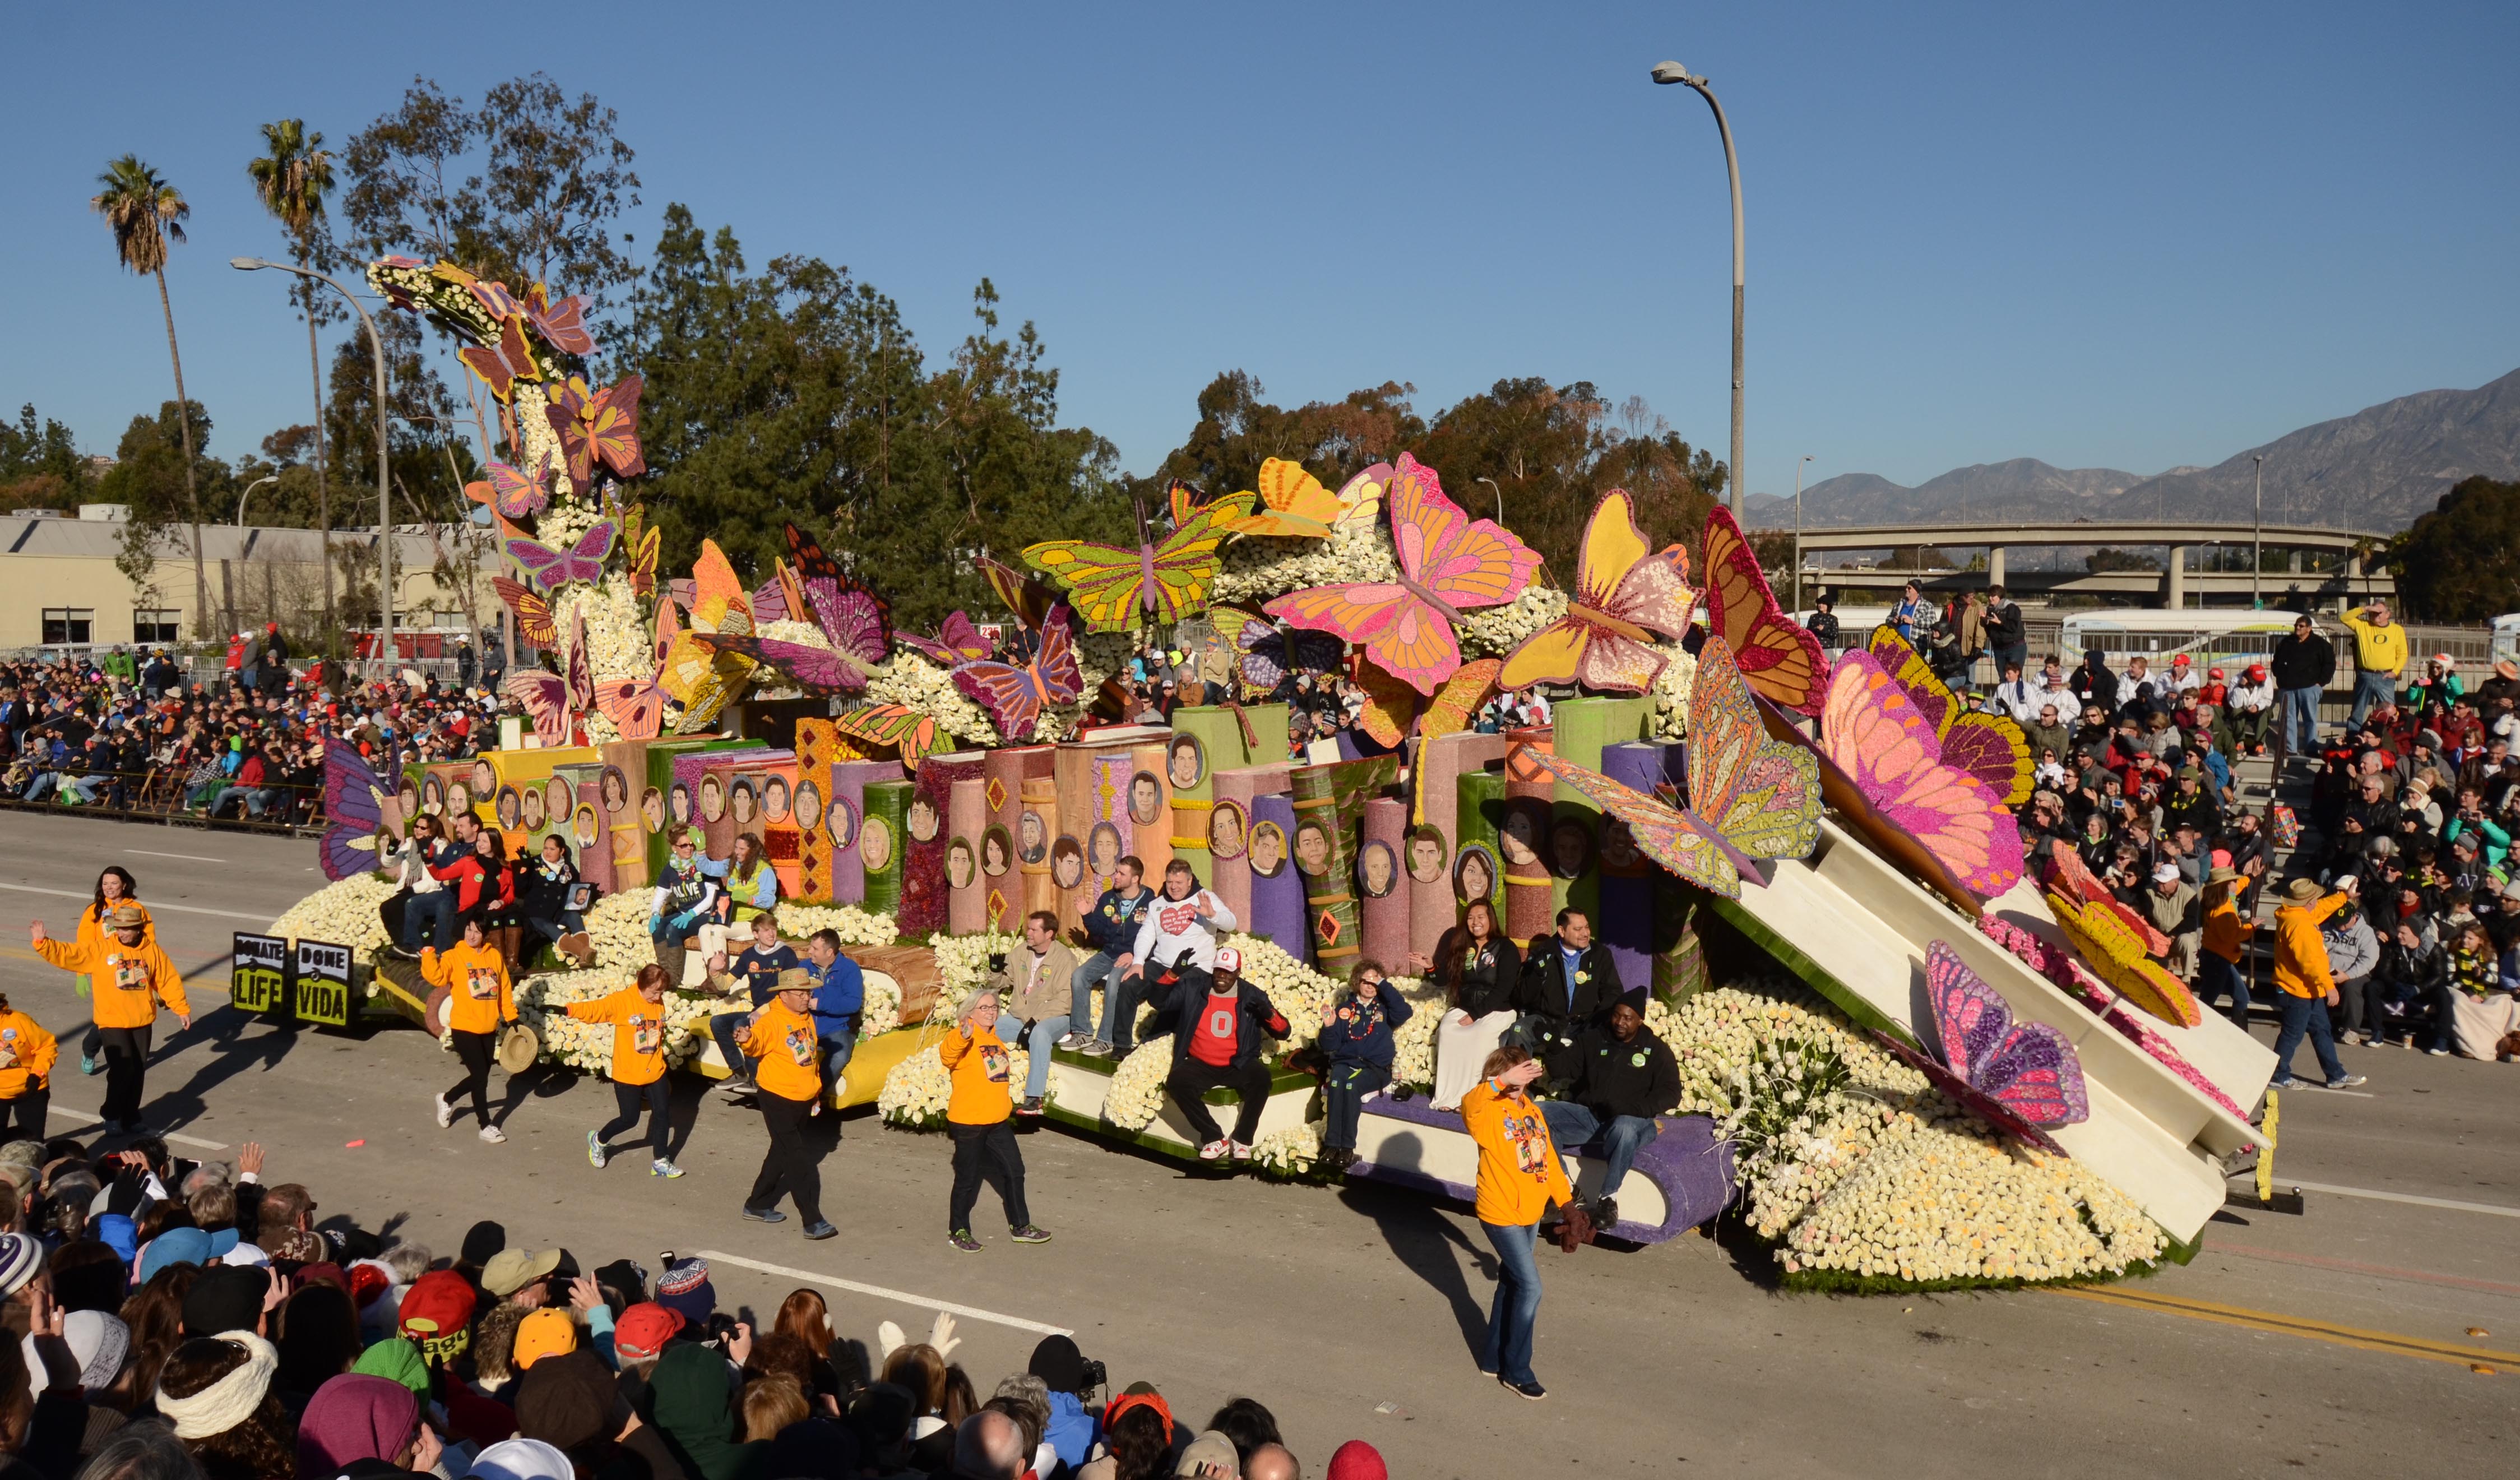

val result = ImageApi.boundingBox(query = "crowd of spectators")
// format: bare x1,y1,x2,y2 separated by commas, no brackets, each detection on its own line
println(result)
0,1134,1390,1480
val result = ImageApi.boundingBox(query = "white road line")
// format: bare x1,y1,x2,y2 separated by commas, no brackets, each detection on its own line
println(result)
2230,1176,2520,1219
0,881,270,923
48,1106,228,1151
696,1249,1073,1336
128,849,226,864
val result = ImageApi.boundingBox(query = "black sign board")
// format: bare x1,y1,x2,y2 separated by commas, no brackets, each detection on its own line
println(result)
231,933,289,1015
292,939,355,1028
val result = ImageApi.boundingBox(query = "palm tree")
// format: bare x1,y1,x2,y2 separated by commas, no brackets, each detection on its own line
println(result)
248,118,337,645
91,155,207,637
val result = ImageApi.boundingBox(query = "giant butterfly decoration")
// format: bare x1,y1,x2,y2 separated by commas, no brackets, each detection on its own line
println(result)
543,373,646,484
784,524,892,667
1264,453,1541,696
1866,627,2035,808
1525,635,1822,898
1818,647,2026,905
1209,607,1346,697
1227,458,1387,541
897,610,993,668
504,612,596,746
1022,483,1249,633
976,555,1057,631
1874,941,2089,1153
1702,505,1828,717
506,521,617,594
318,744,395,881
492,576,556,650
951,603,1085,742
2046,891,2204,1028
1355,658,1501,748
466,456,554,525
831,703,944,771
1498,488,1693,695
2043,846,2170,958
457,316,542,404
621,505,661,599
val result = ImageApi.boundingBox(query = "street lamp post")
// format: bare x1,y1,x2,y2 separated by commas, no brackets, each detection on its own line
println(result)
1474,475,1504,525
1652,59,1746,515
234,256,391,672
2252,454,2264,608
1792,454,1813,612
234,474,278,527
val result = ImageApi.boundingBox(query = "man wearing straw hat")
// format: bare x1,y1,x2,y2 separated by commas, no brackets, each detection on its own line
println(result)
2268,876,2368,1092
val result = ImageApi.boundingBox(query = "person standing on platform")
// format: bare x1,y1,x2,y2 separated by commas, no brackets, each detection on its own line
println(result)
422,917,517,1144
737,968,837,1241
939,988,1051,1254
572,964,683,1179
31,902,187,1133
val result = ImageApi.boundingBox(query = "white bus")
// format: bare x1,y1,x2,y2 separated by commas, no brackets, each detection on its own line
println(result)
2055,608,2303,667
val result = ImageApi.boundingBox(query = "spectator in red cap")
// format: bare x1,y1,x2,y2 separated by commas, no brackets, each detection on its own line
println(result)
2226,661,2276,756
612,1302,684,1375
1326,1440,1388,1480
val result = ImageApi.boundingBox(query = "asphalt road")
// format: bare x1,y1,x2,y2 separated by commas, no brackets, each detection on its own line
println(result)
0,808,2514,1477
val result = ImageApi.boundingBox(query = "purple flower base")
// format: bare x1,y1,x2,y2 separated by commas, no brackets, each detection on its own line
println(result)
1354,1096,1736,1245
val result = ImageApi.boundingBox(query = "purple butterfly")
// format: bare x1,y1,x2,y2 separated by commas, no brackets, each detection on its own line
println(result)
505,521,617,594
898,612,991,668
319,745,386,882
1238,617,1345,692
691,633,873,692
1882,942,2088,1151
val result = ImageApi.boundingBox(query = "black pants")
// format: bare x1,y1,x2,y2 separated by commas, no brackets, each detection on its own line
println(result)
747,1092,823,1223
98,1025,152,1126
1,1088,47,1143
600,1079,670,1158
443,1029,497,1128
948,1120,1029,1233
1165,1057,1271,1146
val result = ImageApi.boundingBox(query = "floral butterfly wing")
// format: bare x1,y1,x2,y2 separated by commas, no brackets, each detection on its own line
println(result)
1926,941,2017,1076
660,632,751,732
567,521,617,584
652,590,682,666
566,612,595,714
2048,892,2205,1028
1820,650,2026,901
1498,489,1686,695
695,634,870,692
457,316,540,404
1263,580,1444,686
491,576,556,649
524,283,597,356
471,279,525,321
1023,538,1153,633
595,678,667,741
949,605,1082,741
1924,940,2088,1126
1421,658,1502,740
1389,452,1542,612
1352,662,1422,748
1942,713,2036,810
585,373,646,479
976,555,1055,629
751,574,792,627
1867,626,1956,734
318,745,387,881
1229,458,1340,539
1138,501,1243,624
1526,751,1740,898
1333,462,1392,535
627,522,660,599
504,537,571,595
832,703,942,770
1703,505,1827,716
2042,847,2171,955
899,610,991,667
1684,636,1822,862
689,541,753,633
502,670,573,746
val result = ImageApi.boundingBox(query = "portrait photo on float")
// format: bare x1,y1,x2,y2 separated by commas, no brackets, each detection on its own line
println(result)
1208,799,1248,859
1129,770,1165,826
763,775,790,824
641,786,666,832
545,777,572,822
471,757,497,797
520,785,546,832
1406,826,1448,884
669,780,693,827
794,780,824,835
422,774,446,813
1358,840,1398,898
1086,821,1122,879
860,813,894,873
981,825,1012,877
601,766,629,814
1168,733,1206,789
1018,808,1047,863
1050,835,1085,890
573,804,599,848
947,838,976,890
1549,817,1593,880
1499,803,1541,867
907,794,941,843
1248,820,1288,877
1454,843,1498,903
497,785,522,833
1294,820,1333,877
827,794,859,849
699,774,726,823
730,778,758,829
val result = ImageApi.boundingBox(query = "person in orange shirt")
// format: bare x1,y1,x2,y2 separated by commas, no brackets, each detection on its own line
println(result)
2197,863,2253,1025
31,901,188,1134
570,964,683,1179
0,995,60,1141
71,866,152,1077
421,916,517,1144
2268,876,2366,1092
736,968,835,1241
937,988,1051,1255
1460,1044,1572,1401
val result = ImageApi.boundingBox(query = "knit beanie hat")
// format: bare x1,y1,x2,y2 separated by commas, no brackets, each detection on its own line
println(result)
0,1234,43,1297
654,1259,714,1327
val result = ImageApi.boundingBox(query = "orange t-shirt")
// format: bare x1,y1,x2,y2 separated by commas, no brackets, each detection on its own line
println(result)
423,943,514,1034
1460,1080,1572,1227
938,1024,1014,1126
738,1001,822,1103
568,988,669,1086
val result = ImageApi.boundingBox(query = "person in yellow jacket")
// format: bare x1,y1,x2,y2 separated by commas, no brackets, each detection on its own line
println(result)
735,968,836,1241
421,916,516,1144
2340,601,2408,730
0,995,60,1140
937,988,1050,1254
71,867,152,1077
2197,864,2254,1025
570,963,684,1179
31,901,188,1134
2268,876,2367,1092
1461,1044,1573,1400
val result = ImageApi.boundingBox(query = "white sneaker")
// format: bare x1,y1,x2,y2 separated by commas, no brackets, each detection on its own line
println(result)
1197,1140,1229,1161
434,1095,455,1130
1230,1141,1254,1160
478,1125,507,1144
1055,1032,1087,1050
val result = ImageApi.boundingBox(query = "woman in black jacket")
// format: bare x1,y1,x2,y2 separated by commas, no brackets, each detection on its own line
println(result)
519,835,596,966
1426,900,1521,1111
2369,918,2449,1050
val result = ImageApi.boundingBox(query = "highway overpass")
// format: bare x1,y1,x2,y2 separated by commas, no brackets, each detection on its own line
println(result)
1763,520,2394,607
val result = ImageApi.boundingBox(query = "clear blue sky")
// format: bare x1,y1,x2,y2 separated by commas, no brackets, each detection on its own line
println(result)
6,1,2514,498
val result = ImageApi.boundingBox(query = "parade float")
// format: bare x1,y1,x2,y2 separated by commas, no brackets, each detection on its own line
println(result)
253,253,2276,1293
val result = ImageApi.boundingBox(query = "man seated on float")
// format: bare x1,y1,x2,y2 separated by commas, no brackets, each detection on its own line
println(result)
1104,861,1235,1059
704,912,799,1097
1146,945,1287,1161
984,910,1080,1117
1536,998,1678,1229
1070,857,1154,1057
802,928,865,1085
1509,908,1625,1077
646,829,722,982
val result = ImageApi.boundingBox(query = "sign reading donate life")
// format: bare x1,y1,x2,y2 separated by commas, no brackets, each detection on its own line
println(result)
230,933,289,1014
292,940,355,1028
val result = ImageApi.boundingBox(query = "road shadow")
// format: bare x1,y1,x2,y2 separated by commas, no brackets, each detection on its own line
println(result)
1337,1181,1493,1357
108,992,335,1138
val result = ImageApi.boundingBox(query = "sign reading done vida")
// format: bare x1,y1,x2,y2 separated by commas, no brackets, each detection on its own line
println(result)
291,940,355,1028
230,933,289,1015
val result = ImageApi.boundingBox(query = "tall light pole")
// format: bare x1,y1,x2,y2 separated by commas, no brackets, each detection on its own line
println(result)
234,256,390,671
234,474,278,527
1652,59,1745,515
1474,475,1504,525
2252,454,2264,608
1792,454,1813,612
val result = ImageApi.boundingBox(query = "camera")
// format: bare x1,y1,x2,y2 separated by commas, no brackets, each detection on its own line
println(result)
1077,1357,1107,1391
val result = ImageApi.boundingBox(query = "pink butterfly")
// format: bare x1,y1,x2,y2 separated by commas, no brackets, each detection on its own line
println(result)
751,575,793,626
784,524,891,668
1819,648,2026,903
469,457,553,522
523,283,595,357
1264,453,1541,695
505,521,617,595
1877,942,2087,1152
503,613,596,746
898,610,992,668
951,605,1082,742
595,676,669,741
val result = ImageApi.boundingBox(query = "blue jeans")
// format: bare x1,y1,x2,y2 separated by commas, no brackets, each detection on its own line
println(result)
1072,951,1127,1040
1001,1014,1069,1100
2348,670,2397,729
1101,972,1158,1053
2198,951,2250,1023
2278,687,2322,753
1479,1220,1542,1385
526,911,587,945
1320,1061,1390,1150
710,1010,758,1084
402,891,453,952
822,1034,856,1086
2270,991,2346,1084
1538,1102,1660,1200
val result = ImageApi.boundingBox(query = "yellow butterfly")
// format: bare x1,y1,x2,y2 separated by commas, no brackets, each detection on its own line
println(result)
1355,658,1503,748
1023,487,1245,634
1228,459,1387,540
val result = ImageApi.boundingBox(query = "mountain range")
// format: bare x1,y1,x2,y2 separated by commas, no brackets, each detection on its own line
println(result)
1745,367,2520,534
